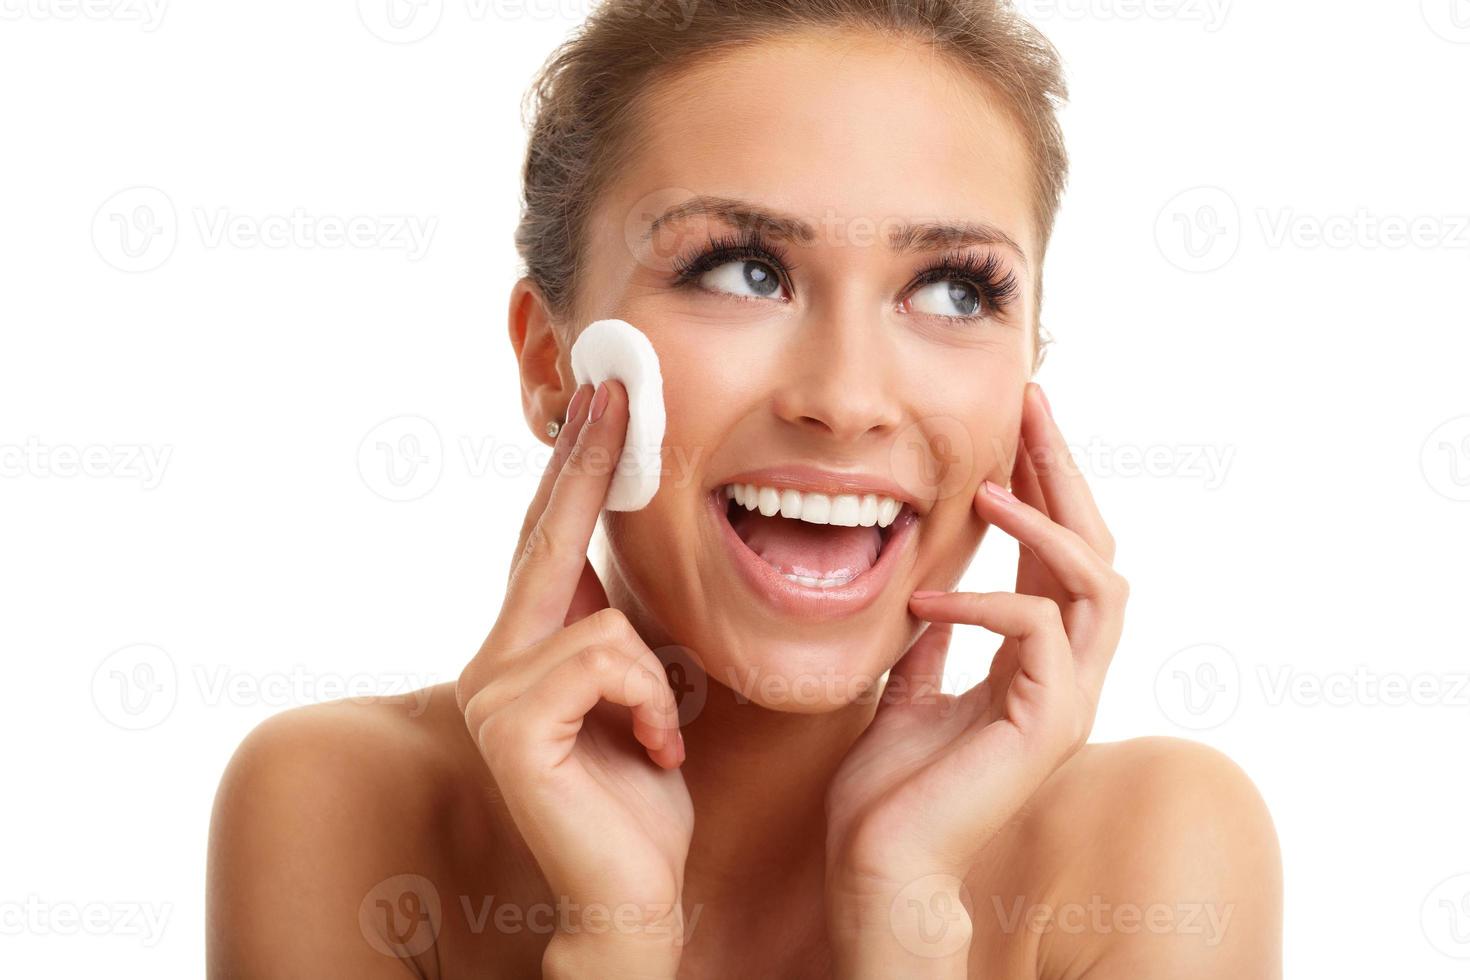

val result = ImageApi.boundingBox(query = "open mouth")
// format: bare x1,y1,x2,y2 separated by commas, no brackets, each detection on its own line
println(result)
708,478,920,618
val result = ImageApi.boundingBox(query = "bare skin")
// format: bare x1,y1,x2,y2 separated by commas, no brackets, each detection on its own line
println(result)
208,29,1281,979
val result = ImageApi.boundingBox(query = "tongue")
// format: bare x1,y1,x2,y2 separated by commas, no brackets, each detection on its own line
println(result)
729,506,882,583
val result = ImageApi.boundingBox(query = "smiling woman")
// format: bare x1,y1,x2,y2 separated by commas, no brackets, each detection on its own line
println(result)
206,0,1281,977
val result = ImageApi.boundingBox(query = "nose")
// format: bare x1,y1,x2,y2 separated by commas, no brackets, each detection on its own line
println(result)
771,310,903,442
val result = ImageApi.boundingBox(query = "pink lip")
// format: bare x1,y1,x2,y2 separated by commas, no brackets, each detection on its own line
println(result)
706,486,920,621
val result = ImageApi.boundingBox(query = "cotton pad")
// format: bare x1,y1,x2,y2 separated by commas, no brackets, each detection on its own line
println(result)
569,318,666,511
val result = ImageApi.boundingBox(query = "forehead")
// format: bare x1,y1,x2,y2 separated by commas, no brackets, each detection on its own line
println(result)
603,31,1037,262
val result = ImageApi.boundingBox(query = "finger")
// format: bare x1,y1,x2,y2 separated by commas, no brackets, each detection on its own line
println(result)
974,479,1124,606
466,602,642,718
510,382,594,579
973,481,1128,690
1021,383,1115,563
518,643,683,770
564,557,610,627
501,379,631,648
1009,431,1049,519
886,619,954,706
908,591,1078,741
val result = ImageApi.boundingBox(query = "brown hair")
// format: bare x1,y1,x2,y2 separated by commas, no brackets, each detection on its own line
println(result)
514,0,1068,369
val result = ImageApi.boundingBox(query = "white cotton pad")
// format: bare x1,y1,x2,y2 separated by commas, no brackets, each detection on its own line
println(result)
569,318,666,511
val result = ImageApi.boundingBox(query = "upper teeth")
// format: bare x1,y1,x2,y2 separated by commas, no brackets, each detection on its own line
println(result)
725,483,904,528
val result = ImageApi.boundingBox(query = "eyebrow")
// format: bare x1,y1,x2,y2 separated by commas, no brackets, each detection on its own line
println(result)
643,195,1029,269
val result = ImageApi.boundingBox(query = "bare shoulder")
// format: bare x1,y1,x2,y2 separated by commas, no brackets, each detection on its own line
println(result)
968,737,1282,980
205,683,499,978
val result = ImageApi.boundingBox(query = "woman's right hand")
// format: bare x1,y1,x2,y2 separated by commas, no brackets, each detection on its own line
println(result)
456,379,693,978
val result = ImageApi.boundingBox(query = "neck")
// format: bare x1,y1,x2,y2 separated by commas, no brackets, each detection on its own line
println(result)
603,565,880,895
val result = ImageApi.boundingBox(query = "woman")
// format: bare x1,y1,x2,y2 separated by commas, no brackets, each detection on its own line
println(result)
207,0,1282,975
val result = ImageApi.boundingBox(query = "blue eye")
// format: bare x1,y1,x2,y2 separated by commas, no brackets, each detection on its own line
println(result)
670,229,794,303
908,279,983,318
699,258,785,300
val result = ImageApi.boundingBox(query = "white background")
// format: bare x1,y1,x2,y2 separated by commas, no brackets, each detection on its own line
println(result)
2,0,1468,975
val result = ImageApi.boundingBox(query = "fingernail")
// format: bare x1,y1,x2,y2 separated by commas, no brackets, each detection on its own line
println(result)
1035,383,1053,420
587,381,609,424
911,590,944,599
565,384,591,426
675,729,686,763
984,480,1017,503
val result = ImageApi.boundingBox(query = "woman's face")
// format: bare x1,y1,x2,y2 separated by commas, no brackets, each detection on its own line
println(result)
551,32,1038,712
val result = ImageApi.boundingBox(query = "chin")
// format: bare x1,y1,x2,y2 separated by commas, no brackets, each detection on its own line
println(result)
699,619,923,713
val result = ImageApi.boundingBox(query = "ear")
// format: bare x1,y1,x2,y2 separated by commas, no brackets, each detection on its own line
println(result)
508,278,573,447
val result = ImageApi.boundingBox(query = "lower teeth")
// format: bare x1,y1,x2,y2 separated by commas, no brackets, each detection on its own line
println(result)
780,570,858,589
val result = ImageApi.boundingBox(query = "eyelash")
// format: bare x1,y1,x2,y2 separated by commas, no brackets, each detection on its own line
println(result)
668,229,1021,320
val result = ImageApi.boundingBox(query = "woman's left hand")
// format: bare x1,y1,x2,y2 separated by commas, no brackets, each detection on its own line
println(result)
823,382,1130,977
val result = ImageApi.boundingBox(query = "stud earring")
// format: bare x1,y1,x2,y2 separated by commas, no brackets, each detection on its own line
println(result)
545,417,563,438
